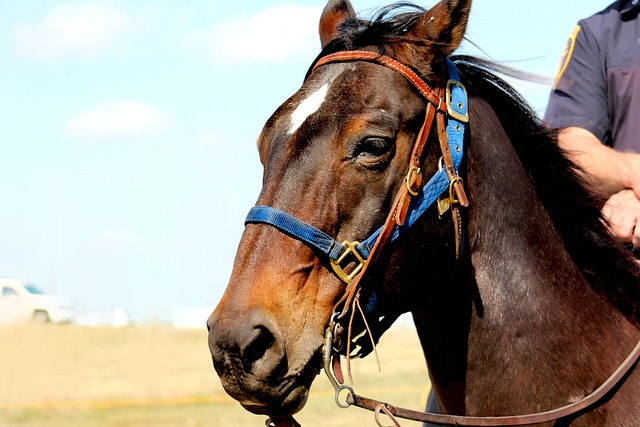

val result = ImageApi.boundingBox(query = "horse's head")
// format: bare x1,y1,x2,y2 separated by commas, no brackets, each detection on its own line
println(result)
208,0,471,418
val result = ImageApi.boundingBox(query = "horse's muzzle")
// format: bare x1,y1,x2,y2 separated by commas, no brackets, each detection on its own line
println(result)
207,307,321,416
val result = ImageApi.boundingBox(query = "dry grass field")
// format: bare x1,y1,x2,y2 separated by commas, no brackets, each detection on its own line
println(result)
0,324,429,427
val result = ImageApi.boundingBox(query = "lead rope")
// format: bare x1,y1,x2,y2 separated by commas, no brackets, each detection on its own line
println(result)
345,337,640,426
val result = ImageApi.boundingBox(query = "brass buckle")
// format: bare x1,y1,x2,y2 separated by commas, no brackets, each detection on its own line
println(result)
449,175,464,204
405,166,422,197
438,173,465,216
445,79,469,123
330,241,367,284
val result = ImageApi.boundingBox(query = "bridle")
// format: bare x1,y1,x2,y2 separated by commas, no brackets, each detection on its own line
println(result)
245,51,640,427
246,51,469,285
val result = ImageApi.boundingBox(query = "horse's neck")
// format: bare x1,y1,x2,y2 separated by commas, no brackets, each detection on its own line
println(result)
420,95,640,419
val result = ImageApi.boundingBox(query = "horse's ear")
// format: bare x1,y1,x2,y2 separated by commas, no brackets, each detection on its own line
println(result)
319,0,356,48
409,0,472,56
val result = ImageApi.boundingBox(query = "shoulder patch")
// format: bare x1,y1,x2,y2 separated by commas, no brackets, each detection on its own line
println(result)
553,25,582,90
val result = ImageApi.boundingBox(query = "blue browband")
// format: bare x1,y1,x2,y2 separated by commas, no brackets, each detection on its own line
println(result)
245,58,467,283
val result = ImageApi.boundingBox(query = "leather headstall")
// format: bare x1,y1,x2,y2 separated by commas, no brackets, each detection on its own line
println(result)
245,51,469,292
247,51,470,426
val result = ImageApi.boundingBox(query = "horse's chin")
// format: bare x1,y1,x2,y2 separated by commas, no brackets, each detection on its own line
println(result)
241,384,310,417
226,349,323,418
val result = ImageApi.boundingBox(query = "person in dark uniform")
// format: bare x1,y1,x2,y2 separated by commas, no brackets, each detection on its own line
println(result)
545,0,640,249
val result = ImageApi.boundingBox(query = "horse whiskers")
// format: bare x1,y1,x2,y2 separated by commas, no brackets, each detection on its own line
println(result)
278,349,324,383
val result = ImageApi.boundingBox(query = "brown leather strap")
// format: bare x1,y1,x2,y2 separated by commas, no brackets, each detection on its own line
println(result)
313,51,475,412
434,93,467,258
346,337,640,426
452,206,464,259
334,171,413,319
332,106,442,319
334,101,439,365
435,96,469,208
313,51,447,113
314,52,450,321
395,99,438,226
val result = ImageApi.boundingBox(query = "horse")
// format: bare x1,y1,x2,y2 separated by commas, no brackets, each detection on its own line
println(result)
208,0,640,425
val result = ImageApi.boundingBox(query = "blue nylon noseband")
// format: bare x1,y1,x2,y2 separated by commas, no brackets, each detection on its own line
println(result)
245,57,467,283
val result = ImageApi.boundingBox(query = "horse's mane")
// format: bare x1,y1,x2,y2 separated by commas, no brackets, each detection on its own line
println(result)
329,2,426,48
317,2,640,323
306,3,427,79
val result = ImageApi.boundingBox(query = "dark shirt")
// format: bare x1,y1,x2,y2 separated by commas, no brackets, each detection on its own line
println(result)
544,0,640,152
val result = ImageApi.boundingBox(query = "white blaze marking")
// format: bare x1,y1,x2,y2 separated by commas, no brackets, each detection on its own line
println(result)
288,83,330,135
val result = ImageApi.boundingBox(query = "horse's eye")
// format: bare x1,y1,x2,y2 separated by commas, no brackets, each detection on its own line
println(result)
352,137,394,163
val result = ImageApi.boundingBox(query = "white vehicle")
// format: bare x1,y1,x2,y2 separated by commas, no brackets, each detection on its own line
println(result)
0,278,73,324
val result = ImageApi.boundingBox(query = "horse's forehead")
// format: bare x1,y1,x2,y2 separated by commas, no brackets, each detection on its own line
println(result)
288,83,330,135
286,65,347,135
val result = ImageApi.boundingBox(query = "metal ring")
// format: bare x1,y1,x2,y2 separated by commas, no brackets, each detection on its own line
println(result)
335,384,355,409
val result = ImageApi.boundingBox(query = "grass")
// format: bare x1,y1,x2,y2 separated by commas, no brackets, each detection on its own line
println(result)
0,324,429,426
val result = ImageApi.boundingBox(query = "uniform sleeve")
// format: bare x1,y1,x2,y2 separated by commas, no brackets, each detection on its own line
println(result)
544,21,610,144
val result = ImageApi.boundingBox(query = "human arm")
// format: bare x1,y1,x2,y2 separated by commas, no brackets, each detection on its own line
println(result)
546,14,640,247
558,127,640,245
557,127,640,198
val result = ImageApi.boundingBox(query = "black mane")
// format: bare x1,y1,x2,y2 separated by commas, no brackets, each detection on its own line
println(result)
453,56,640,324
329,2,426,49
306,3,426,79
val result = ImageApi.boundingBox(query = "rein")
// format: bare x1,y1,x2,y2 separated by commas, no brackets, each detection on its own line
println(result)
323,318,640,427
247,51,640,426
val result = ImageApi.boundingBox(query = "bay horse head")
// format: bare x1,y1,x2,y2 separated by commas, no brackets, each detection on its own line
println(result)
208,0,472,419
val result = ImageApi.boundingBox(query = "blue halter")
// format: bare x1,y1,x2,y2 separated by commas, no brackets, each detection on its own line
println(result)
245,58,467,283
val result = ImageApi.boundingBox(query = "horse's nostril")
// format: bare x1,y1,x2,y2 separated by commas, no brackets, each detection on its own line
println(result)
241,325,276,370
209,309,286,382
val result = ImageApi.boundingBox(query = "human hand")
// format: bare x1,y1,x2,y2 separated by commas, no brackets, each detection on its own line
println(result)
623,153,640,201
602,189,640,247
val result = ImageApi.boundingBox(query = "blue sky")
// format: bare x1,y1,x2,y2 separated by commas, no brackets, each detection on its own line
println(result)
1,0,613,321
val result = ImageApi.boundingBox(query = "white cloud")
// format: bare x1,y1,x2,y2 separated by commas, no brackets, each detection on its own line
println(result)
11,1,134,59
65,100,175,139
181,5,322,65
